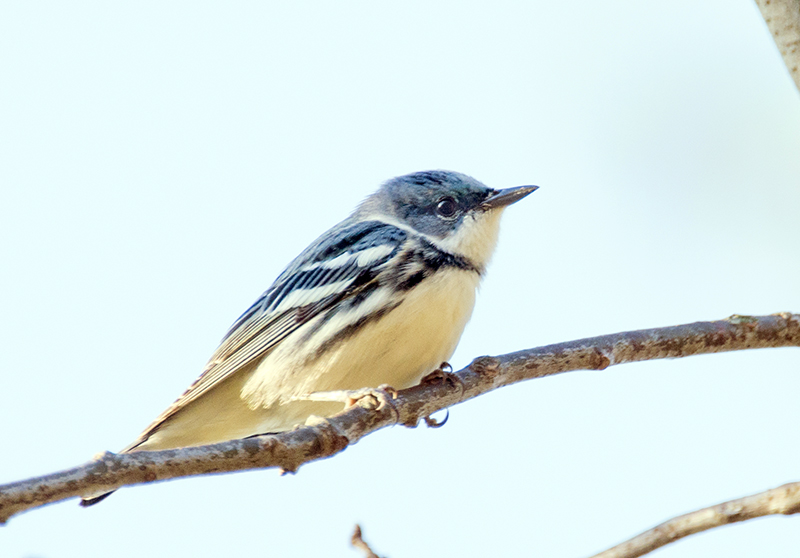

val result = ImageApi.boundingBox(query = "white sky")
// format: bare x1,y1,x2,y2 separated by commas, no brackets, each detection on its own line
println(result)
1,1,799,557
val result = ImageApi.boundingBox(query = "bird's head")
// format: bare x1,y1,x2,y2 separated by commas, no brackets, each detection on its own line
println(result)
357,170,537,269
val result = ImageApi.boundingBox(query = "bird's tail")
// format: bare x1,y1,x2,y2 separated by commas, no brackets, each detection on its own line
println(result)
79,437,148,507
80,491,115,507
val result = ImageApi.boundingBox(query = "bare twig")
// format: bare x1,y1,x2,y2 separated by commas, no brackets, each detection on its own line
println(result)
754,0,800,90
590,481,800,558
351,524,384,558
0,313,798,524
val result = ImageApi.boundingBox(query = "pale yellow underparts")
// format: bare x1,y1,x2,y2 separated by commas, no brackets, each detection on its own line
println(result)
135,208,506,451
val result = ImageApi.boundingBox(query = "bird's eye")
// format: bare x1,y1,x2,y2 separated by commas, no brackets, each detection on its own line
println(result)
435,197,458,218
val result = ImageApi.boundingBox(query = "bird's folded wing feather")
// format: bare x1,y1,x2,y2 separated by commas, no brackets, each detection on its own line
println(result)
128,220,407,447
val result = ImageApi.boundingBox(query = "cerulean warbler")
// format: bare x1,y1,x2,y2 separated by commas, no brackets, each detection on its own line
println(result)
81,170,536,505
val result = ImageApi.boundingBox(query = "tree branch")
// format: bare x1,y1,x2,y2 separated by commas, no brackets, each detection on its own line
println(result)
590,481,800,558
1,313,797,525
351,524,384,558
754,0,800,91
347,481,800,558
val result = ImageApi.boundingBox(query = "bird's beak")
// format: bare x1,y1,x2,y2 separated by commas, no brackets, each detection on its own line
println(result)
481,185,539,210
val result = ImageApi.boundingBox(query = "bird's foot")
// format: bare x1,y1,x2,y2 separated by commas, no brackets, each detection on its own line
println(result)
419,362,463,429
295,385,399,416
420,362,464,393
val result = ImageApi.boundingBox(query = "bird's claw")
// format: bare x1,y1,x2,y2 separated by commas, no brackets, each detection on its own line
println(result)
418,362,460,429
423,409,449,428
340,384,398,410
352,385,400,422
420,362,464,394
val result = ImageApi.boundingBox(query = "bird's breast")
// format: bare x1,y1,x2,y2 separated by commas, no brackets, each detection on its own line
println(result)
242,267,481,407
329,267,480,388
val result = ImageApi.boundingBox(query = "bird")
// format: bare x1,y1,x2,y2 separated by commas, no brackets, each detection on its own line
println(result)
81,170,536,505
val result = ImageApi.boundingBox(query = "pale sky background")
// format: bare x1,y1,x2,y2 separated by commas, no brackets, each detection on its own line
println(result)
1,1,799,557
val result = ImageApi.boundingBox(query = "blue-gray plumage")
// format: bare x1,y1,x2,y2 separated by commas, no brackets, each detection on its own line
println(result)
81,170,536,505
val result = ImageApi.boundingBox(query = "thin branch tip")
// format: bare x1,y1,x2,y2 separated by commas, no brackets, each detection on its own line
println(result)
591,480,800,558
351,524,383,558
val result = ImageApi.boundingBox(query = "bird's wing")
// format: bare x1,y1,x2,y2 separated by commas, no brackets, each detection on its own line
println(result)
128,220,407,447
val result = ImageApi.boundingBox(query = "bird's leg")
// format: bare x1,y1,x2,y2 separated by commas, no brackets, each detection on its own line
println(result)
293,384,400,418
